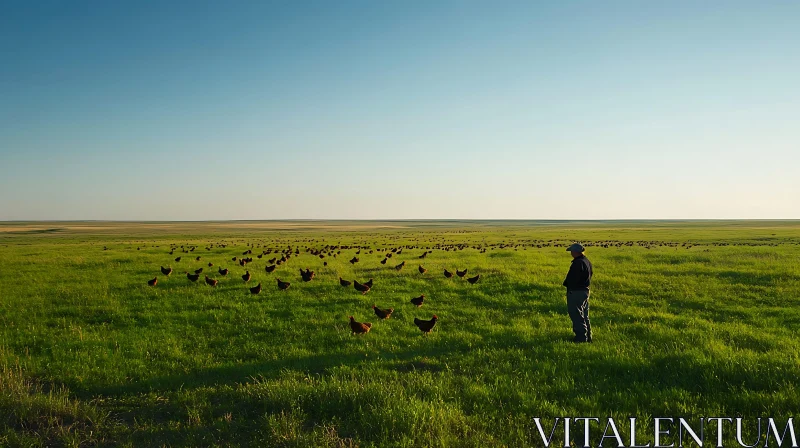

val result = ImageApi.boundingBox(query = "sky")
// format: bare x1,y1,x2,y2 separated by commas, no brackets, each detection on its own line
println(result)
1,1,798,220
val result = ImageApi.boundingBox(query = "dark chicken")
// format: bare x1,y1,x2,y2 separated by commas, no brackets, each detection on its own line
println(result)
300,268,315,282
160,266,172,276
250,282,262,294
147,277,158,286
339,277,352,287
410,294,424,307
204,275,218,287
353,280,371,294
372,305,394,320
242,271,251,282
414,315,438,334
276,278,291,290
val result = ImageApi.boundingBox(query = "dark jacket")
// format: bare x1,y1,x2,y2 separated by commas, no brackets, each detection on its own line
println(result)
563,255,592,290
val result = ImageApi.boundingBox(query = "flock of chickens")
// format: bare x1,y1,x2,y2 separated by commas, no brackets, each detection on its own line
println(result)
144,243,483,336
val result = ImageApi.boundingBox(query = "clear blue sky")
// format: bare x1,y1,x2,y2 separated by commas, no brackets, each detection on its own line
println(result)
1,1,798,220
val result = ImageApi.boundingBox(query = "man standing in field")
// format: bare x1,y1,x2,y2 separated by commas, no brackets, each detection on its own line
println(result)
563,243,593,343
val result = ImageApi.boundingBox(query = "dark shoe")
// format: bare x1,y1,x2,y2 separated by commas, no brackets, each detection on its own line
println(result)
572,336,587,343
587,335,593,343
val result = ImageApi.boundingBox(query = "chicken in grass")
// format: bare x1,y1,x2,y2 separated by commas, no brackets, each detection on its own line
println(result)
349,316,372,335
300,268,315,282
160,266,172,276
194,267,203,274
175,256,182,262
250,282,262,294
467,274,480,284
277,278,291,290
339,277,352,287
444,269,454,278
418,265,427,274
186,272,200,282
350,256,360,264
204,275,218,287
218,267,229,276
242,271,251,282
363,278,374,288
456,268,468,278
395,261,405,271
353,280,371,295
147,277,158,287
410,294,425,307
265,264,276,273
414,315,438,334
372,305,394,320
380,258,387,265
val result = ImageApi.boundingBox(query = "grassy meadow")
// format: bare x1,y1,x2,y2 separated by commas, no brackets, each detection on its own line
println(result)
1,220,799,447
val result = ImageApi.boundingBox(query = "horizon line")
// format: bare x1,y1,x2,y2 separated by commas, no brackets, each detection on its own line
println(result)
3,218,800,223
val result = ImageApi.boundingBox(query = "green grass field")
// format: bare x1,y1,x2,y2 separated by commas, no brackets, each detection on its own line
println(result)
1,221,799,447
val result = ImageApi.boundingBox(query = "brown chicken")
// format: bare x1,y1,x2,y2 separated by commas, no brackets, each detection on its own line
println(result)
339,277,352,287
350,256,359,264
242,271,251,282
204,275,218,287
195,256,201,261
277,278,291,290
410,294,425,307
380,258,387,265
250,282,262,294
265,264,276,273
414,315,438,334
456,269,468,278
175,256,182,262
418,265,427,274
444,269,454,278
300,268,315,282
218,267,229,276
160,266,172,276
395,261,405,271
208,262,213,267
363,278,374,288
186,272,200,282
353,280,371,294
349,316,372,334
372,305,394,320
467,274,480,284
194,268,203,274
147,277,158,286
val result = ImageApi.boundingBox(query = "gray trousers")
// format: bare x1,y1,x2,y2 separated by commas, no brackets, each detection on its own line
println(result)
567,289,591,341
